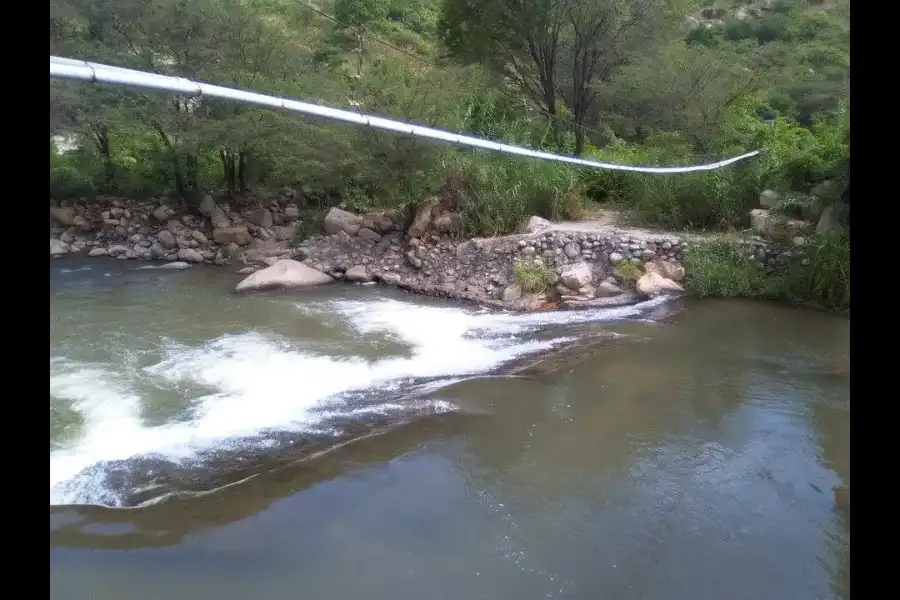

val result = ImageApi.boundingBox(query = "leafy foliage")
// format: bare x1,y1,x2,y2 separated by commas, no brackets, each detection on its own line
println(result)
513,259,556,293
50,0,849,246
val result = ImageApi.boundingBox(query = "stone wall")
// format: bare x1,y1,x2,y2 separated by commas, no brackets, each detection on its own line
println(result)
50,195,814,310
294,212,690,309
49,195,310,268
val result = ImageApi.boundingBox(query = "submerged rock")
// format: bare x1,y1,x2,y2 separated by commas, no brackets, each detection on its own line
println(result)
235,259,332,293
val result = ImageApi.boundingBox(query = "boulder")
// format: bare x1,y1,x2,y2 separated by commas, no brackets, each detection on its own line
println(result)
198,194,217,217
433,212,463,234
595,281,624,298
50,207,76,227
177,248,204,263
644,260,686,282
283,205,301,222
235,259,332,293
246,207,273,229
324,207,362,236
50,238,70,256
153,205,173,221
636,271,684,298
750,209,813,242
559,261,592,290
815,205,846,235
344,265,372,282
357,227,382,242
157,230,178,250
759,189,779,209
502,285,522,302
210,206,231,230
407,198,440,238
213,226,251,246
525,215,551,233
811,180,846,204
271,224,297,242
72,215,92,232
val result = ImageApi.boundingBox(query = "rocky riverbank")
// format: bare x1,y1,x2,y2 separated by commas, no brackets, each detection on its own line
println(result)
49,192,826,310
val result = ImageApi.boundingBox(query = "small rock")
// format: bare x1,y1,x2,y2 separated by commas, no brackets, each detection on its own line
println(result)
358,227,382,242
525,215,551,233
153,205,172,221
177,248,204,263
759,189,779,208
87,247,107,257
563,243,580,259
50,207,78,227
501,285,522,302
50,239,70,256
344,265,372,282
595,281,624,297
213,226,252,246
246,207,273,229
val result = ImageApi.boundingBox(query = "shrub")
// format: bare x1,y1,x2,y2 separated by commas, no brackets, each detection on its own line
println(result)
613,260,643,282
684,234,850,312
513,259,555,293
434,151,586,237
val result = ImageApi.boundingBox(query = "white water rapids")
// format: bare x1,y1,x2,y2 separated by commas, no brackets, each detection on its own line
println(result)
50,286,670,506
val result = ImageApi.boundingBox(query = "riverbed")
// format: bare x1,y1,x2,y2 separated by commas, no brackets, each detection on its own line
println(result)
50,257,850,600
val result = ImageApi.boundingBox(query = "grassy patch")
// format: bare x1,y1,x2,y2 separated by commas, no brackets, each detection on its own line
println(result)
513,259,556,294
434,152,588,237
684,233,850,312
683,242,767,298
613,260,644,282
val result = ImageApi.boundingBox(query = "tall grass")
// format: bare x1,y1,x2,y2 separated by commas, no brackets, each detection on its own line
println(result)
684,233,850,312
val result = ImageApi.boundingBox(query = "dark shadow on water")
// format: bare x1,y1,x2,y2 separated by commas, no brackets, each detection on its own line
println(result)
50,411,482,550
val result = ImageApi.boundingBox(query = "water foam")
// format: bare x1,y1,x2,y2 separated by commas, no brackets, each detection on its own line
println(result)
50,295,670,505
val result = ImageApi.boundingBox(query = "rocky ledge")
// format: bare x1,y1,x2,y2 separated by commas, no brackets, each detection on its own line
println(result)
49,195,689,310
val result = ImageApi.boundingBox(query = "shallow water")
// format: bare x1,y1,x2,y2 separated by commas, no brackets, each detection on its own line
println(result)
50,257,850,600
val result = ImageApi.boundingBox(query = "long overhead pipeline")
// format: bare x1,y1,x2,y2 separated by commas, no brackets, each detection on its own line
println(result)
50,56,760,174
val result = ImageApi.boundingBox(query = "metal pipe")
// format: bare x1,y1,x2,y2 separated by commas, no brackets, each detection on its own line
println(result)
49,56,760,174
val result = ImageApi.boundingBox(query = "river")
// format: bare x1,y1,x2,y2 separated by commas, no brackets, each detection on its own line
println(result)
50,257,850,600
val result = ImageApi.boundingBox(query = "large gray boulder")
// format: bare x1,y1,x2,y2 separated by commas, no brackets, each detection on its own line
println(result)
323,208,362,236
235,259,332,293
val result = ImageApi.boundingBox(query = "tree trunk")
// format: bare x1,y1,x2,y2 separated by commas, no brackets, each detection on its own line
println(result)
92,124,113,191
150,122,186,201
220,148,236,199
185,153,199,200
573,120,586,156
238,149,248,195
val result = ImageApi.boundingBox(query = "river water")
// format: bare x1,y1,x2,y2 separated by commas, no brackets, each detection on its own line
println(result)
50,257,850,600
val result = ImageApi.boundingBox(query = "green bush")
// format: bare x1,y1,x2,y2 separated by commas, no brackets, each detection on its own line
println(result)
513,259,555,293
580,134,761,231
435,151,586,237
684,233,850,312
613,260,643,282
